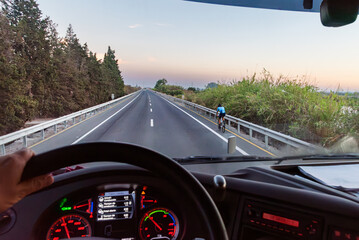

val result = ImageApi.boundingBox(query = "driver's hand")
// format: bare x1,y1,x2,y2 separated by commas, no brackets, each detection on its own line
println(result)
0,149,54,213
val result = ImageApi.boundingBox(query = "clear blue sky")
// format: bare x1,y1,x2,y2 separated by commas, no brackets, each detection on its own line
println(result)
37,0,359,90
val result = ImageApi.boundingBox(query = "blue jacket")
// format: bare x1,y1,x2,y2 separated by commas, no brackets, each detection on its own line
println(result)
217,106,225,114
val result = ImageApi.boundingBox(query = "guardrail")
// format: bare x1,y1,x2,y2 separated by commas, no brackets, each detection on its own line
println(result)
0,91,140,155
156,91,321,153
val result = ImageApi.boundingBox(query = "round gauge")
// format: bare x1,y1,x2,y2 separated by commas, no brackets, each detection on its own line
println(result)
139,207,180,240
46,214,91,240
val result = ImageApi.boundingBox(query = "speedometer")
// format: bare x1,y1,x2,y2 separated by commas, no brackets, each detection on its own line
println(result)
46,214,91,240
139,208,180,240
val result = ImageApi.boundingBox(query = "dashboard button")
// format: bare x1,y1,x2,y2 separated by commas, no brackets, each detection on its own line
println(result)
344,233,352,240
334,230,341,237
104,225,112,237
305,224,318,235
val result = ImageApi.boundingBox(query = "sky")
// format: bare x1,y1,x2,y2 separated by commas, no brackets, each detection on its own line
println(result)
37,0,359,90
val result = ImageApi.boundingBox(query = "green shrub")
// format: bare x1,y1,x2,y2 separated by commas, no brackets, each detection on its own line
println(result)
185,71,358,146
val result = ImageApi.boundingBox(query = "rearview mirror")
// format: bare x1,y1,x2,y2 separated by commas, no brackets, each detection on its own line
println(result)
320,0,359,27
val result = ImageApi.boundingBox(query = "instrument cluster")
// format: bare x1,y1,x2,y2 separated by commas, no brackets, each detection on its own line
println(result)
43,184,182,240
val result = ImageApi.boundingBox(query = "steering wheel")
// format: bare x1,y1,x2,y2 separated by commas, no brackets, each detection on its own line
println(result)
21,142,228,240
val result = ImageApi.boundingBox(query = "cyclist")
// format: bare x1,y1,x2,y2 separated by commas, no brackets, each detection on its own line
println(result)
216,104,226,125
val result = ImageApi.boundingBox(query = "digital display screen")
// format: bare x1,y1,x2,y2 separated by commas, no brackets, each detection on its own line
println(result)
97,190,135,221
262,212,299,228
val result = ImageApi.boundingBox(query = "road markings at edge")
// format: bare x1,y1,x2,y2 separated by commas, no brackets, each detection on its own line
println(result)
150,108,152,112
182,106,276,156
158,94,275,156
150,119,154,127
159,95,249,155
71,93,141,144
29,93,138,149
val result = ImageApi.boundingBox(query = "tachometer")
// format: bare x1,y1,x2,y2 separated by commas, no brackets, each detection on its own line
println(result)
139,208,179,240
46,214,91,240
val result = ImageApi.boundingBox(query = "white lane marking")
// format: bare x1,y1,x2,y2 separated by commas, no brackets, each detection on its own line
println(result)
150,108,152,112
150,103,152,106
71,93,141,144
150,119,154,127
160,96,249,155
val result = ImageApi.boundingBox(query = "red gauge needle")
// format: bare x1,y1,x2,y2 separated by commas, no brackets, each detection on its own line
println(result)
146,214,162,231
62,217,71,239
74,203,88,209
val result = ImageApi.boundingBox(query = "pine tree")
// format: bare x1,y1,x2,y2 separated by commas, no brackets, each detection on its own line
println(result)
101,46,124,100
0,13,37,134
0,1,127,134
2,0,51,115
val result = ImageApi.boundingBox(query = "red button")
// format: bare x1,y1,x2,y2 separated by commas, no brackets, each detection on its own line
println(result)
334,230,341,237
344,233,351,239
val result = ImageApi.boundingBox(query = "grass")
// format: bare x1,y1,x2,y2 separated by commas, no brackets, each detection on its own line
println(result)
184,70,359,147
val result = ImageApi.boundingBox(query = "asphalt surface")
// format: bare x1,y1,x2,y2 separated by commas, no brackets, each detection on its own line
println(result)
31,90,274,158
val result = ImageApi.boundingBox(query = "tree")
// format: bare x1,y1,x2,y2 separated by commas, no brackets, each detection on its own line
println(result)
0,1,127,134
86,51,103,103
206,82,218,89
101,46,125,99
154,79,167,90
0,13,37,134
2,0,52,116
188,87,201,93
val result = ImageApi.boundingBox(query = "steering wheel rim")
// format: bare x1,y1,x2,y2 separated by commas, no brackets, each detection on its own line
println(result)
22,142,228,240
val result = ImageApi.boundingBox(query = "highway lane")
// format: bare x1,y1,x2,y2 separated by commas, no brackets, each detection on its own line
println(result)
82,90,239,157
31,92,141,154
31,89,274,158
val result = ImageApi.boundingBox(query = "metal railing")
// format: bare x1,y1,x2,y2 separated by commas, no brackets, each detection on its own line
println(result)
0,91,140,155
156,91,321,153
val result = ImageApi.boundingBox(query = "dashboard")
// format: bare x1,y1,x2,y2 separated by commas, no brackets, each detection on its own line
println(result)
227,165,359,240
2,161,359,240
41,184,182,240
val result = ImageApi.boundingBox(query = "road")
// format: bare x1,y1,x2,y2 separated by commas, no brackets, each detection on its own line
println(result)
31,90,274,158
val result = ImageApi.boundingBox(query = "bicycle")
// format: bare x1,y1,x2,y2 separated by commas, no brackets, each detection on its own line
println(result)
217,115,226,133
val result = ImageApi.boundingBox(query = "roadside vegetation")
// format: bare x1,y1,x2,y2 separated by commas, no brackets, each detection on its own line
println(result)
124,85,141,95
0,0,131,135
154,79,185,96
154,72,359,147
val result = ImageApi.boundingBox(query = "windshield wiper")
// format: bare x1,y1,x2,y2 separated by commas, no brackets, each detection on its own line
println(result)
301,153,359,160
274,153,359,164
173,155,274,164
174,153,359,165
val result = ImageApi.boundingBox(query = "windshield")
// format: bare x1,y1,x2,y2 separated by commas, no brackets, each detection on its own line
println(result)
0,0,358,161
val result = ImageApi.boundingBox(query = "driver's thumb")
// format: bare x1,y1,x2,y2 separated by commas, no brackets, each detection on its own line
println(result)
18,174,54,198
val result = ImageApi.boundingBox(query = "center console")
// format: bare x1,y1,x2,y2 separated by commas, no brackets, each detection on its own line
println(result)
240,199,323,240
